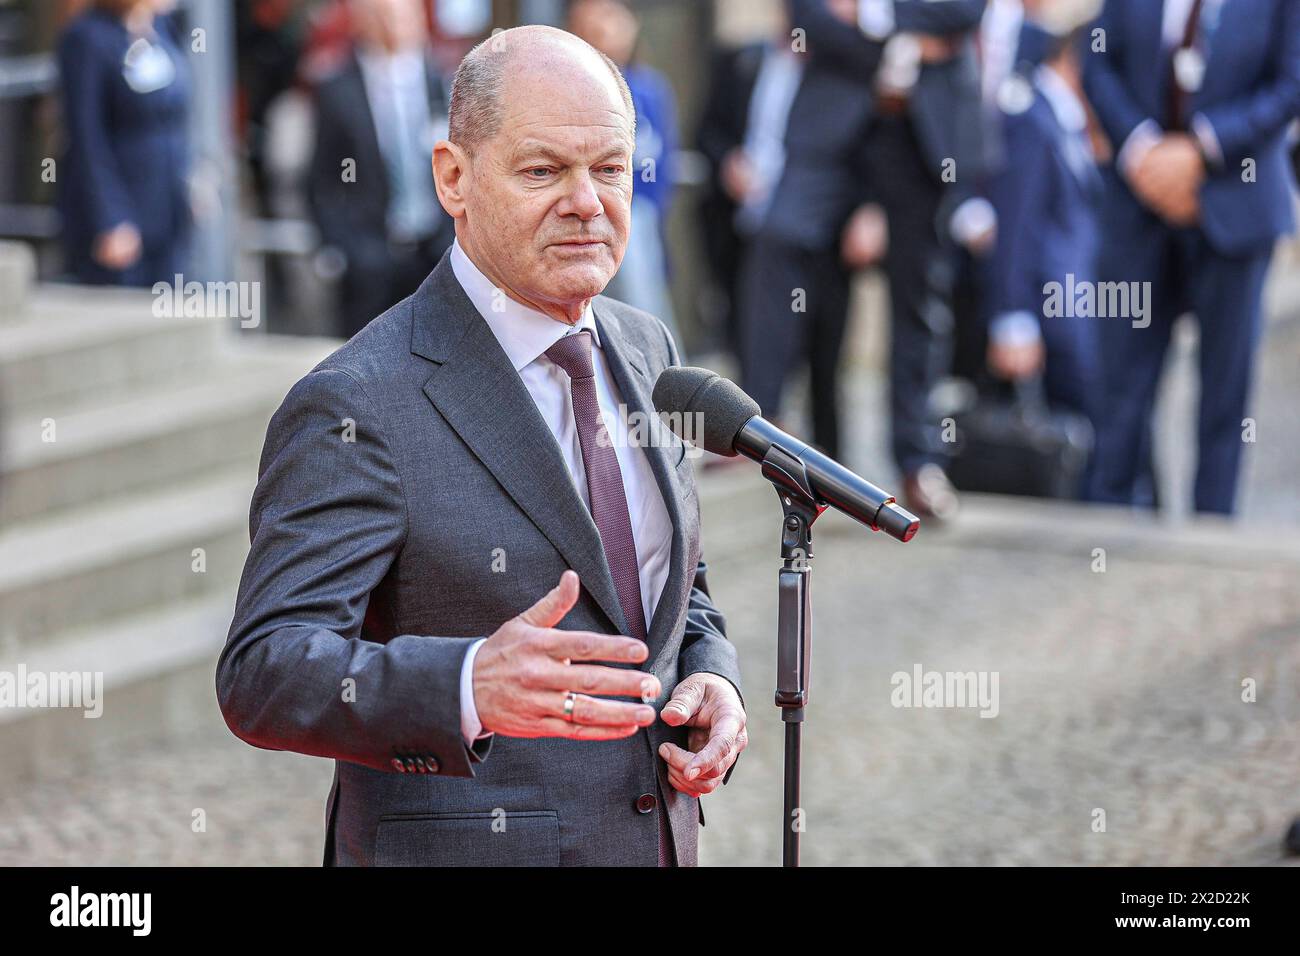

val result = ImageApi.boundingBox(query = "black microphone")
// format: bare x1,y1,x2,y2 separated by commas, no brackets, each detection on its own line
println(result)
652,366,919,543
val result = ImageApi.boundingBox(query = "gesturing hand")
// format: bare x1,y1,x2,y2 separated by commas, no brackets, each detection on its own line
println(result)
657,673,748,798
472,570,660,740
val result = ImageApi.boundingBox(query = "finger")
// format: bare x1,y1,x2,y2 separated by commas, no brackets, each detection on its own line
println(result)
660,678,706,727
657,741,695,772
535,717,641,741
666,764,723,797
566,694,656,728
686,713,745,779
542,629,647,665
518,570,580,629
544,664,659,701
695,728,747,780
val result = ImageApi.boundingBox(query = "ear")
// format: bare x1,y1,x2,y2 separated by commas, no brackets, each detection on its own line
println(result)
432,140,469,219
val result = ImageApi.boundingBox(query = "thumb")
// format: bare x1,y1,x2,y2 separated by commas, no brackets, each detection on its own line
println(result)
518,570,579,629
661,676,706,726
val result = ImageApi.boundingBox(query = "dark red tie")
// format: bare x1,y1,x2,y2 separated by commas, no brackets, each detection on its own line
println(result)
545,330,673,866
545,331,649,644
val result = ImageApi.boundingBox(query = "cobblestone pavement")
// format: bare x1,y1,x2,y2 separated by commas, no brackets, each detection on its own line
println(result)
2,295,1298,867
697,504,1300,866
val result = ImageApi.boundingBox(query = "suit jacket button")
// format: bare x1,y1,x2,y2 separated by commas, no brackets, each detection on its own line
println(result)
425,756,440,773
636,793,657,814
404,758,418,774
391,758,407,773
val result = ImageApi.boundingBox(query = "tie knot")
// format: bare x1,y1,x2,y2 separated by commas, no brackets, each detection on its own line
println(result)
545,330,596,381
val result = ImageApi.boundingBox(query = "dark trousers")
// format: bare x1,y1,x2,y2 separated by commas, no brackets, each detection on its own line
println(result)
1088,224,1272,515
737,235,852,460
868,115,956,476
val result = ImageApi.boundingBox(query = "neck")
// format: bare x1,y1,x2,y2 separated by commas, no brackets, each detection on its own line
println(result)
457,235,590,326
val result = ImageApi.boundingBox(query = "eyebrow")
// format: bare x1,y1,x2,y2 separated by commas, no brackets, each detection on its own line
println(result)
512,140,631,166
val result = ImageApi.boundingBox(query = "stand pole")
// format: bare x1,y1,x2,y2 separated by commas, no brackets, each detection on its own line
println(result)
762,444,826,868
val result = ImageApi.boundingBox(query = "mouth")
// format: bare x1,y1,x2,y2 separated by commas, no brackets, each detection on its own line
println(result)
549,239,608,250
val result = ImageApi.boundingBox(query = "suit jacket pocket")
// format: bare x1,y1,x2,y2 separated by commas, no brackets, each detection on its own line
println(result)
374,810,559,867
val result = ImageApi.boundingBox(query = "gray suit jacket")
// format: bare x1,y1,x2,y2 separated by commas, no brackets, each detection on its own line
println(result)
216,252,742,866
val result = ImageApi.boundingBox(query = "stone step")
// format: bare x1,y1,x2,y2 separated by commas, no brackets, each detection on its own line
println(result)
0,285,226,411
0,594,232,788
1,336,337,524
0,241,36,320
0,468,253,654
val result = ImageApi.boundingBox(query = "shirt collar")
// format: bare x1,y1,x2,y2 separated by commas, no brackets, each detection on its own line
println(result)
1034,63,1088,135
449,238,599,373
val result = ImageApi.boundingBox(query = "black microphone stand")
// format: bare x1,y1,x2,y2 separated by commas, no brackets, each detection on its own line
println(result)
760,442,827,868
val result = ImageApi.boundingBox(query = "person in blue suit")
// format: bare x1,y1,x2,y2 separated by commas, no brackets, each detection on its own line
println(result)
856,0,991,519
986,26,1104,430
568,0,681,342
57,0,192,287
1084,0,1300,514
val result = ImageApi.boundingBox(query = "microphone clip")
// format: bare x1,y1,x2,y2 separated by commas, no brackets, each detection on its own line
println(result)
761,442,826,564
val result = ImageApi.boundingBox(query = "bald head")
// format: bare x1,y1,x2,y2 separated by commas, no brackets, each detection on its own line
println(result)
448,25,635,156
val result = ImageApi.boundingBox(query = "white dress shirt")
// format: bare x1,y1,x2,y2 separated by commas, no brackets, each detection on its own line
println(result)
355,47,444,241
449,239,675,743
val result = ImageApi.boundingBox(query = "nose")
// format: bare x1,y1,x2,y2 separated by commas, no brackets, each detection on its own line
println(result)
556,170,604,221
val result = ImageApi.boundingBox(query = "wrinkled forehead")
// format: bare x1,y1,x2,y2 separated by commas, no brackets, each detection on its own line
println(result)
494,56,635,154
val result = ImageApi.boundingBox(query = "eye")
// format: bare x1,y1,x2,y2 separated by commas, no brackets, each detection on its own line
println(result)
524,167,555,179
598,165,625,176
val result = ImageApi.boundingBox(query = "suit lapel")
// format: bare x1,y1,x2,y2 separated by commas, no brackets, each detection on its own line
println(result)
593,303,690,663
412,259,630,638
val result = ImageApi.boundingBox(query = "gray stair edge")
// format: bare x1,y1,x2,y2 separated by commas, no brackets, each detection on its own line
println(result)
2,336,336,469
0,469,256,593
0,593,232,728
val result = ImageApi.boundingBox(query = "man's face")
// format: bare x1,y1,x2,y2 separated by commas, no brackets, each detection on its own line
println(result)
447,62,634,318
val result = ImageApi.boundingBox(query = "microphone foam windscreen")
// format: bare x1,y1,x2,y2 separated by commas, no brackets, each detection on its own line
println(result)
652,366,761,457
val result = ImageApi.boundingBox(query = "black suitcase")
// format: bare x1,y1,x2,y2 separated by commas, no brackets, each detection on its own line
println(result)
945,379,1094,500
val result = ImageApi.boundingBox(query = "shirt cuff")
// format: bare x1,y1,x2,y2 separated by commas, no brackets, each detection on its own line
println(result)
1117,119,1162,182
858,0,896,39
1190,112,1223,169
990,311,1043,347
459,637,491,745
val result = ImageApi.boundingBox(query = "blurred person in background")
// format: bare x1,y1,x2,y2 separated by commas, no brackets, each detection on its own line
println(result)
695,18,779,358
237,0,307,221
568,0,681,344
733,0,882,463
307,0,454,339
948,0,1034,406
851,0,989,519
56,0,191,286
984,12,1103,442
1084,0,1300,515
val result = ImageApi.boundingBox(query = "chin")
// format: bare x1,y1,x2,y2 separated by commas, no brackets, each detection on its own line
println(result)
545,264,615,302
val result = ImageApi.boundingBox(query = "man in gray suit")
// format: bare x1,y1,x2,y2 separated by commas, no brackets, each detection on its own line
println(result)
217,25,747,866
